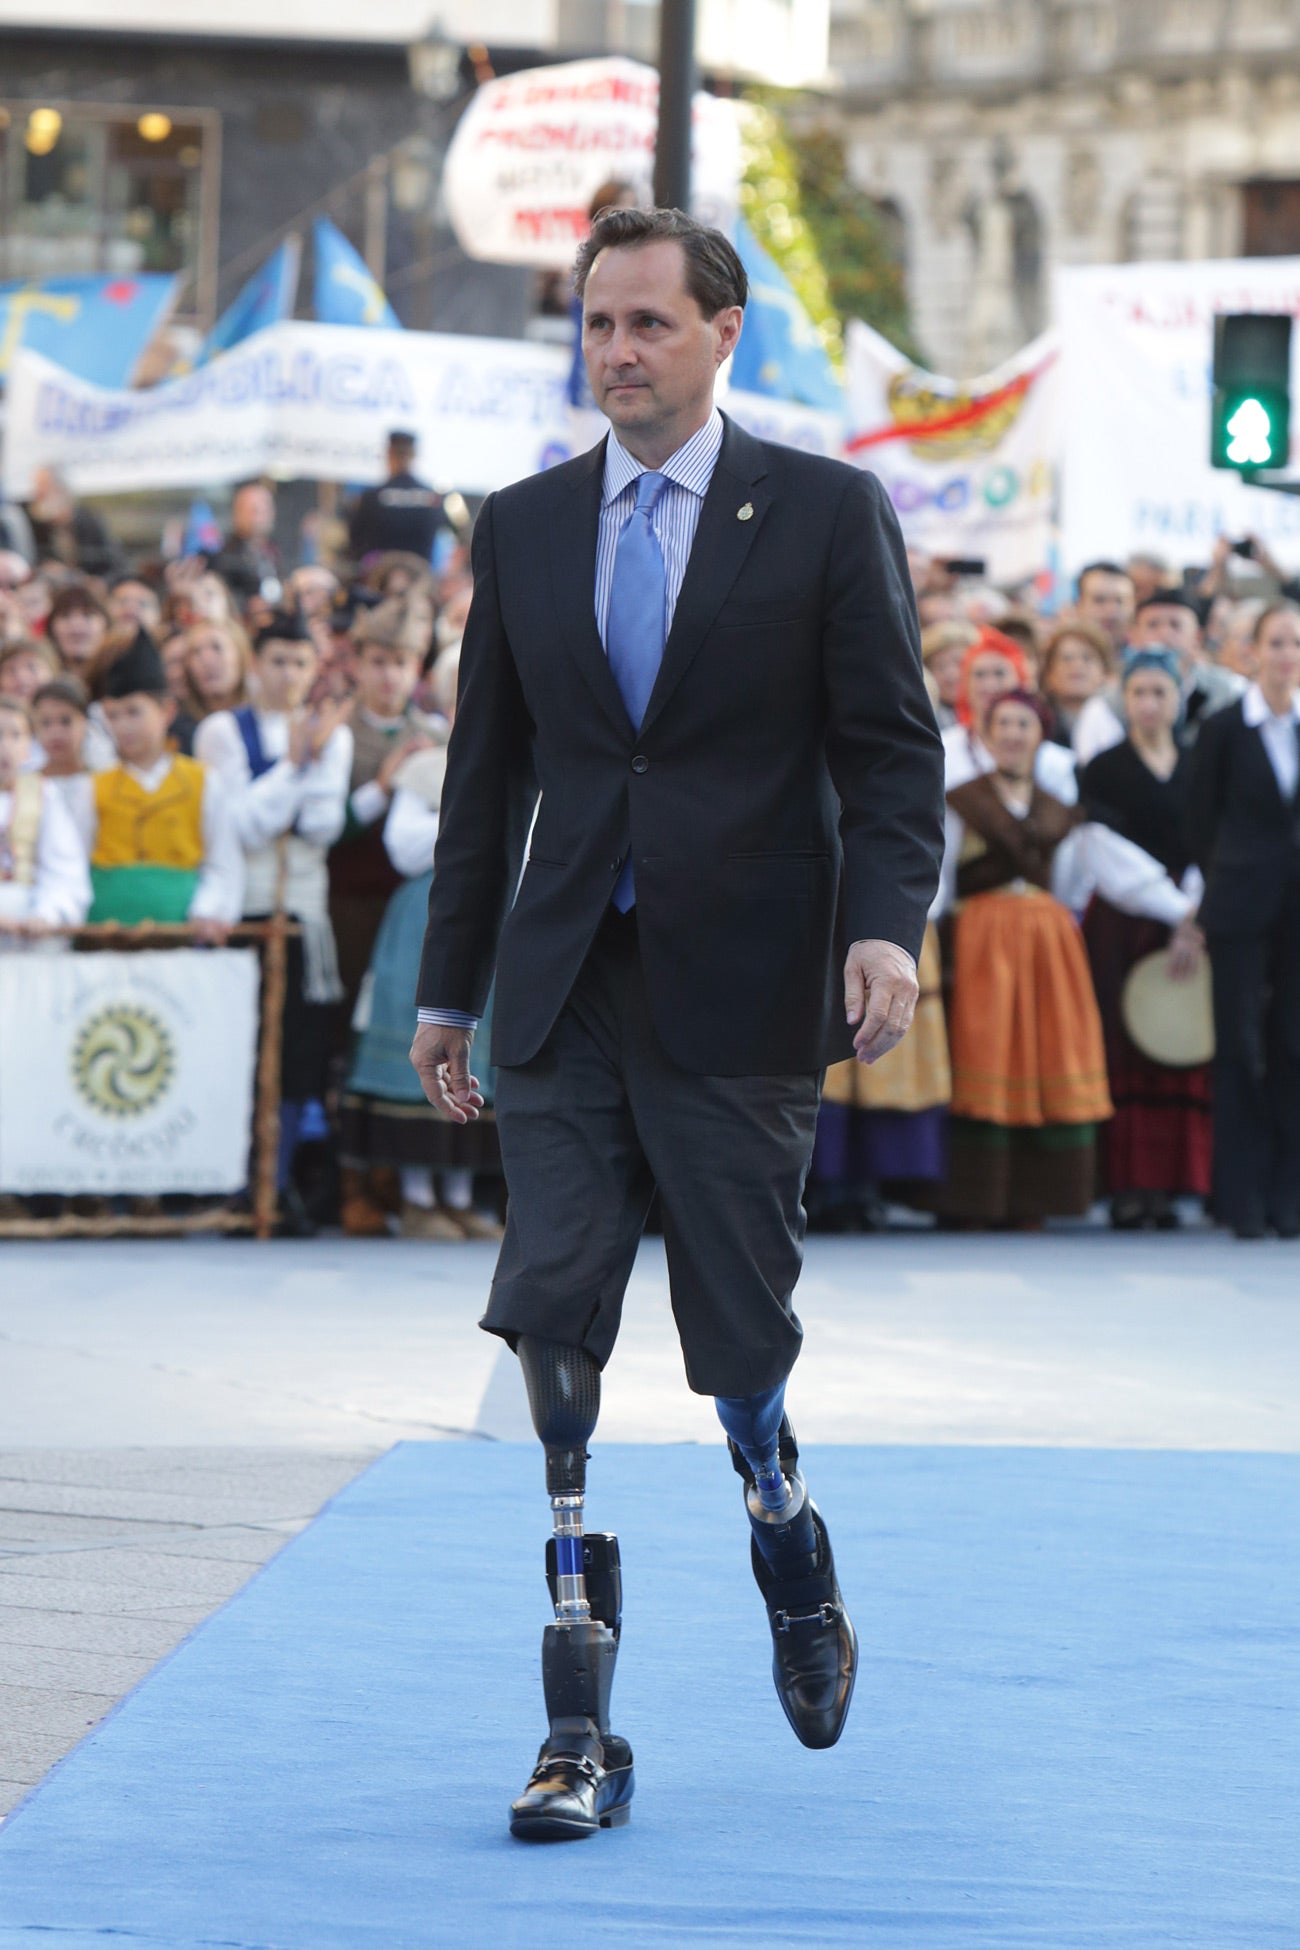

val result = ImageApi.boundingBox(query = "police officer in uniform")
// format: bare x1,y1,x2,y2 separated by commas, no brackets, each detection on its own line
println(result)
348,431,452,567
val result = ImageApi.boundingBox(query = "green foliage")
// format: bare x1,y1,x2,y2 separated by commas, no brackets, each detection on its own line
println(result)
738,101,844,368
739,99,921,366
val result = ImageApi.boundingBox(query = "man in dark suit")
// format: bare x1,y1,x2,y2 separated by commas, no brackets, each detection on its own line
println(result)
410,207,944,1840
1188,601,1300,1238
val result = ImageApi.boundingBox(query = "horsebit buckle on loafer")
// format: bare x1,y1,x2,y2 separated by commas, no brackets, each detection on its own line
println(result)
773,1602,841,1634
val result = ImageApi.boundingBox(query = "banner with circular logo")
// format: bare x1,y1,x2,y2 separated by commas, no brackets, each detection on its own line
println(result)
0,949,260,1194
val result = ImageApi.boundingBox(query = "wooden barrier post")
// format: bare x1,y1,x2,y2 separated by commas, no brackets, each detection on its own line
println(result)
252,910,289,1241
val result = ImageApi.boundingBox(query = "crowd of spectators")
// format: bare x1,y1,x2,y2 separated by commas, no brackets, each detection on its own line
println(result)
1,471,1298,1242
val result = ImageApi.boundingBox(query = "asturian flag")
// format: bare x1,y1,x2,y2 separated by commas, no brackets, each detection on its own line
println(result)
312,218,400,330
198,237,301,364
729,218,843,414
0,274,178,388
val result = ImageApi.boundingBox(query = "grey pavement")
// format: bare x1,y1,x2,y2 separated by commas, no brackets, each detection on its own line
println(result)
0,1448,372,1814
0,1229,1296,1814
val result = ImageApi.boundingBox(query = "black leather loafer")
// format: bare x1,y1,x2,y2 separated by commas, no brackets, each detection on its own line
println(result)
508,1735,634,1841
752,1507,858,1749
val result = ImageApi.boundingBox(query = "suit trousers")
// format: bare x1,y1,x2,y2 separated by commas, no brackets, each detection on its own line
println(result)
1208,912,1300,1231
481,907,821,1397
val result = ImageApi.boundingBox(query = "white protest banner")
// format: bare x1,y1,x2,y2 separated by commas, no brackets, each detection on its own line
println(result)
844,319,1061,585
443,56,742,272
1,323,574,499
0,949,259,1195
1057,257,1300,574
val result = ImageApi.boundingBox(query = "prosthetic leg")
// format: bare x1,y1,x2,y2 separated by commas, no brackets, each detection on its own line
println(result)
508,1335,635,1841
716,1386,858,1749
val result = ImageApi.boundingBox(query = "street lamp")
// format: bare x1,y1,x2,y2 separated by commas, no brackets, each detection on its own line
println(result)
408,20,463,102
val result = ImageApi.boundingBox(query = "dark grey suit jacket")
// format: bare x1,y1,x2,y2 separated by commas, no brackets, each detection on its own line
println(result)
416,414,944,1075
1189,697,1300,938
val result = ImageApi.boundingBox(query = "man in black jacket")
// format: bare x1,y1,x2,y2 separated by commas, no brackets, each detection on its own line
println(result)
410,207,944,1840
348,430,452,566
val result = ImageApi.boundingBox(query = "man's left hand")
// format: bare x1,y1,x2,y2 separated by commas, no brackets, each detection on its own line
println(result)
844,938,919,1064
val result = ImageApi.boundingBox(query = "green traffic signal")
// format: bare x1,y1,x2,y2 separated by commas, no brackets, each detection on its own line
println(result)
1210,386,1290,472
1210,314,1293,473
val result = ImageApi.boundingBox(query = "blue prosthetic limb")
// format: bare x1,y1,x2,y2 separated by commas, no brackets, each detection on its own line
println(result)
715,1383,788,1508
716,1384,818,1568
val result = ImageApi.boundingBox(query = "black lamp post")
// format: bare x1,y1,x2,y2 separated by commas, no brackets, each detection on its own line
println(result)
653,0,697,211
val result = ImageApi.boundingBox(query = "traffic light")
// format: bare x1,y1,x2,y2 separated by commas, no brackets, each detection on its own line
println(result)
1211,313,1292,471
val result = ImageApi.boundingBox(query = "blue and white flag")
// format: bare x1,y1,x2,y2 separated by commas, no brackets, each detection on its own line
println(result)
199,237,300,364
730,217,843,413
312,218,400,330
0,274,178,389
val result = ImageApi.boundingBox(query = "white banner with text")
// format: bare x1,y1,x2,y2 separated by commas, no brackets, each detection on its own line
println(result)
2,322,849,498
1,323,577,499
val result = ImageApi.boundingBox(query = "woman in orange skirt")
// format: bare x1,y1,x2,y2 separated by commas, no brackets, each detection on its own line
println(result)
938,689,1197,1223
939,691,1114,1223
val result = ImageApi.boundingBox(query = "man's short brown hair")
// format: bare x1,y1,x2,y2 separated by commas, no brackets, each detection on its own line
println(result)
573,206,747,319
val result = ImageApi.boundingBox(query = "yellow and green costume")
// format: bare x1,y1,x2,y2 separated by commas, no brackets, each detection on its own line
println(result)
89,757,206,925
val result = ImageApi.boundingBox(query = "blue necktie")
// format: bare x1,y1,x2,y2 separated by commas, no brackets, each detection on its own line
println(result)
606,470,668,910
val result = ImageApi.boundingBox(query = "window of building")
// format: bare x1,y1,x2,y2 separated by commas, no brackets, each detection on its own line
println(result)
1242,179,1300,258
0,103,219,321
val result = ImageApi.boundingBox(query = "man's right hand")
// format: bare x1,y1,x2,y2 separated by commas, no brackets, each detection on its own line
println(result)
409,1022,483,1124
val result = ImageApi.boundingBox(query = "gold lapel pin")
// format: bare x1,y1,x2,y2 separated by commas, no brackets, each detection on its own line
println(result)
737,502,754,521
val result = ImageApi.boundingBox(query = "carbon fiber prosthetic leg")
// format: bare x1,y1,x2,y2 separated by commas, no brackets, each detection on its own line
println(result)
507,1336,634,1841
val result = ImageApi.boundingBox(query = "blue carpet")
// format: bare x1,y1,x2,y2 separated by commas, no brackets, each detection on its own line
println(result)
0,1444,1296,1949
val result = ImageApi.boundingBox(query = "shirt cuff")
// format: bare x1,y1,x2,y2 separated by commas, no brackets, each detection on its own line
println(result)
416,1008,480,1029
350,779,389,826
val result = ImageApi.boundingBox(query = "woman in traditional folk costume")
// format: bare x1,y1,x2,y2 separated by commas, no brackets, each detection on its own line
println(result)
1080,649,1211,1227
0,696,90,945
195,611,352,1226
811,923,950,1224
937,690,1193,1225
340,652,503,1240
942,626,1079,802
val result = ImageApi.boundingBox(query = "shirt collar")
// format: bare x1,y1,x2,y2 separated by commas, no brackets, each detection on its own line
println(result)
125,754,174,789
1243,681,1300,728
602,407,724,507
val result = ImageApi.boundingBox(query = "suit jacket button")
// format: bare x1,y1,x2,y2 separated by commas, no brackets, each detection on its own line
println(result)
631,754,649,774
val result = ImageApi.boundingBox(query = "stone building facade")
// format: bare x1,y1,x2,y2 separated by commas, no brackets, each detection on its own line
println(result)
827,0,1300,375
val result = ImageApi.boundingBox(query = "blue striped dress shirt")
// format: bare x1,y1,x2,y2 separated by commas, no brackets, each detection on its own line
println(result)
418,408,725,1031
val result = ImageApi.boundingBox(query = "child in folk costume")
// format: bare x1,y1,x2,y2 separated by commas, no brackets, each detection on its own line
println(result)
0,696,90,943
33,678,94,853
340,649,504,1240
330,596,438,1002
194,610,352,1227
87,631,243,937
936,690,1196,1226
329,594,441,1232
